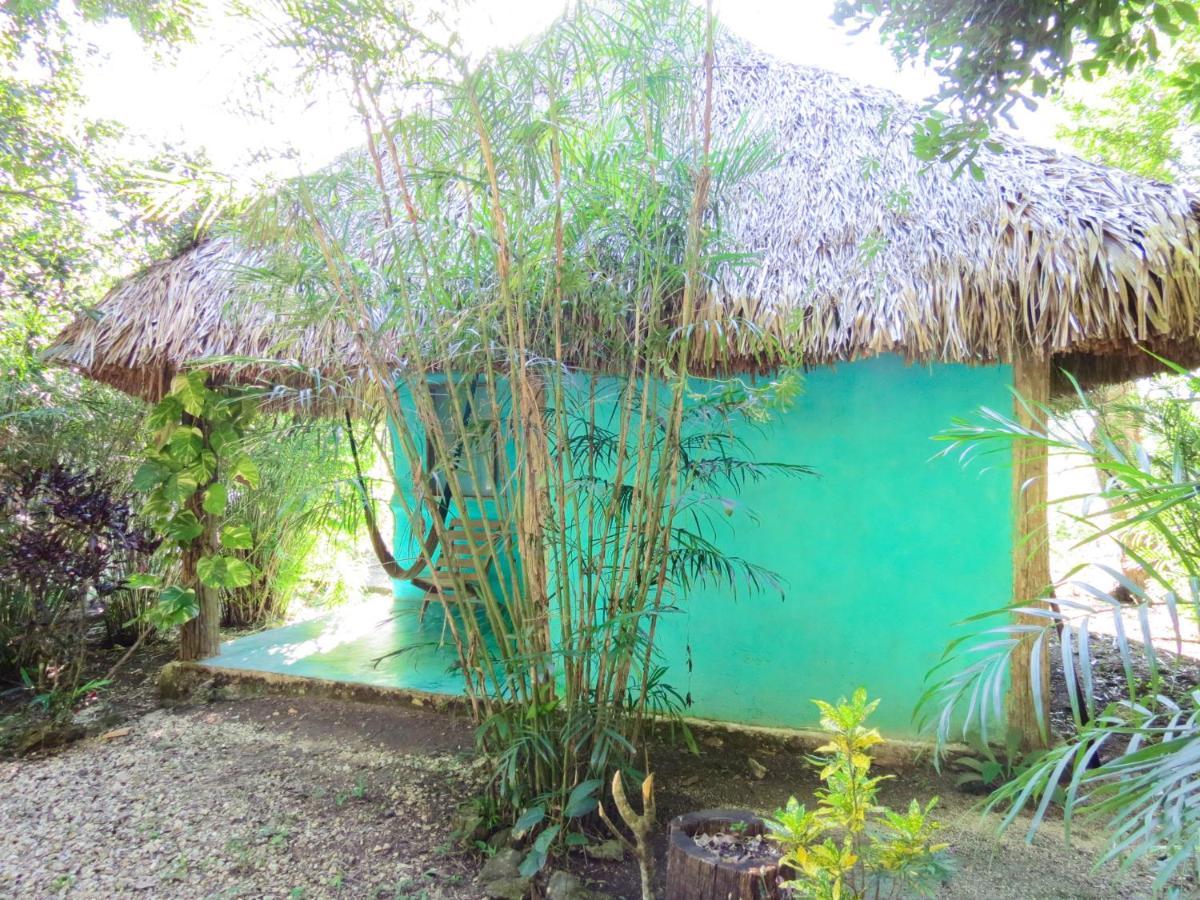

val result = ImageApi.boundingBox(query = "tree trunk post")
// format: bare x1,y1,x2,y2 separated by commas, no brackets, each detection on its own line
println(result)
1009,353,1052,748
179,518,221,661
178,412,221,661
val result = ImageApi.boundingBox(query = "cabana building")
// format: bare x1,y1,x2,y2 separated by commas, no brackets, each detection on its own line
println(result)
50,30,1200,741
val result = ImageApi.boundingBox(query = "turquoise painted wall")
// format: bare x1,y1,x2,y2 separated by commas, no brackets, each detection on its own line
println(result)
389,356,1013,737
652,357,1012,735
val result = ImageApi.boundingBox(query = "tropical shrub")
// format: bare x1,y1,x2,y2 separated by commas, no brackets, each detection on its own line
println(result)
132,371,372,649
921,363,1200,892
0,463,158,693
131,372,263,656
221,417,366,628
766,690,952,899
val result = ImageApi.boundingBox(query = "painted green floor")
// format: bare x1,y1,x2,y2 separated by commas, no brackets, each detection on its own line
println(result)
204,586,465,695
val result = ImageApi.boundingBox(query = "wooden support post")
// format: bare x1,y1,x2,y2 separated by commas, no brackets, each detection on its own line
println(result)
179,412,221,662
1009,353,1052,748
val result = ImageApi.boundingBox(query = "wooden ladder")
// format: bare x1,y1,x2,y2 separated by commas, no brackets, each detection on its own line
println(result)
417,517,502,623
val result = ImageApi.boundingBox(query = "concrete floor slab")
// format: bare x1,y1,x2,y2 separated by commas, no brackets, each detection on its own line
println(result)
204,589,464,696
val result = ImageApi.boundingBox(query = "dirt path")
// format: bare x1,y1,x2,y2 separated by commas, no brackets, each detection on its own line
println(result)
1,695,1184,898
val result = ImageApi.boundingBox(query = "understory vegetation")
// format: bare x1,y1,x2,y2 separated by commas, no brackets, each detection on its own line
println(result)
0,359,369,727
768,691,951,899
921,365,1200,890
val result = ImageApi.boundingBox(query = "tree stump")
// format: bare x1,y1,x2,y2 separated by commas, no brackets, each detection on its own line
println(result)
665,809,783,900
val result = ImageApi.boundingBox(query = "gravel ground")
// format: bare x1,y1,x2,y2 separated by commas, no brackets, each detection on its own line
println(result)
1,698,481,899
3,691,1192,899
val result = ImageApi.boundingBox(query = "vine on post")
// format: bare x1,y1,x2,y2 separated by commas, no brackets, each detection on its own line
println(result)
131,371,260,660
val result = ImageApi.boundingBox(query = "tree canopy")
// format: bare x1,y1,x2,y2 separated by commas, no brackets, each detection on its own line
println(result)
1,0,201,372
1058,35,1200,182
835,0,1200,170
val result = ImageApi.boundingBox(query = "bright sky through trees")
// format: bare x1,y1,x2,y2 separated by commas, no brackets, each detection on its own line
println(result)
78,0,1062,188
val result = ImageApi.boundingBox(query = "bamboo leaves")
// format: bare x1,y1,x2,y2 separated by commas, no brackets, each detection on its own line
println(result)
239,0,799,869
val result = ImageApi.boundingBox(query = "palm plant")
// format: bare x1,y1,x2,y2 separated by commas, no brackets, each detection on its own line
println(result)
221,415,368,627
918,362,1200,892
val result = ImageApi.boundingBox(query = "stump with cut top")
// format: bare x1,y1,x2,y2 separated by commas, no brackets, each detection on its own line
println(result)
665,809,784,899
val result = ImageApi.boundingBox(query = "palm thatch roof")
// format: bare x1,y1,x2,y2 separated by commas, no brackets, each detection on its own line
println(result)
49,30,1200,401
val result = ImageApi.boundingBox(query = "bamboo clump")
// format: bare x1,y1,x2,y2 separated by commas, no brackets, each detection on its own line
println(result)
149,0,780,835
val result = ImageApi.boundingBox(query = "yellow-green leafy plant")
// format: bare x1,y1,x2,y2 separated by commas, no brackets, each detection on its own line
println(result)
767,690,952,899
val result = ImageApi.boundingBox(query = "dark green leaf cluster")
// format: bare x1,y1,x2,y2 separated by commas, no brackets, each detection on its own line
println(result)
835,0,1200,169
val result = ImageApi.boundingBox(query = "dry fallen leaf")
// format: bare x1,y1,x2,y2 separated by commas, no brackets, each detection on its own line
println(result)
99,728,131,741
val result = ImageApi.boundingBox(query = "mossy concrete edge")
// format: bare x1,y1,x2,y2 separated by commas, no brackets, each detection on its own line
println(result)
158,661,967,769
158,660,468,713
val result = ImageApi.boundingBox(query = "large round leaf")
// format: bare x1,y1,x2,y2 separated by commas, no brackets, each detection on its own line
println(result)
165,510,204,544
197,555,254,589
168,426,204,462
229,455,260,489
170,372,212,418
219,524,254,550
163,470,200,504
132,459,171,492
145,586,198,629
203,483,229,516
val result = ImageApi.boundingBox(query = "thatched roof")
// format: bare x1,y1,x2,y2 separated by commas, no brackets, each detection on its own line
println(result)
49,31,1200,400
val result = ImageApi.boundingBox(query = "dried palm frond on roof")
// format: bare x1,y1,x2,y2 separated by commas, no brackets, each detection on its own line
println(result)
48,26,1200,401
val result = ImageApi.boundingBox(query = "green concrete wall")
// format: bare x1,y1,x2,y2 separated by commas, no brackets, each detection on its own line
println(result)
388,356,1013,737
650,357,1012,735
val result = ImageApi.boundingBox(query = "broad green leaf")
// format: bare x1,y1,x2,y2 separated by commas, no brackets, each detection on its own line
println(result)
564,779,602,818
519,824,561,879
132,459,171,491
230,454,260,489
209,424,239,455
163,470,200,504
518,849,546,879
165,510,204,544
170,372,211,417
142,487,171,520
168,426,204,462
146,395,184,431
220,524,253,550
144,585,198,629
512,805,545,838
197,555,254,589
189,450,217,484
124,573,161,590
533,824,560,853
202,483,228,516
